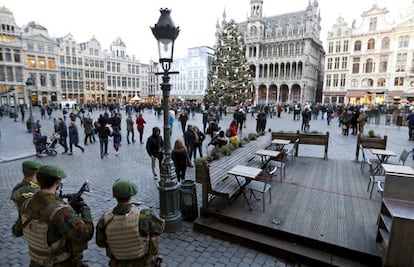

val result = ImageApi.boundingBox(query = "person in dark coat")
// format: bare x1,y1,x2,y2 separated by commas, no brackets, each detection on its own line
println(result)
146,127,164,178
68,121,84,155
172,139,188,181
97,122,111,158
183,125,196,167
179,111,189,134
57,118,69,154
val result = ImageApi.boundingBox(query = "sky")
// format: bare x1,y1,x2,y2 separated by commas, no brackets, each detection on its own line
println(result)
1,0,410,63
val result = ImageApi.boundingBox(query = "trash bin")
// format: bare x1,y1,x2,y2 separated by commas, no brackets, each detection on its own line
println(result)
396,115,403,127
179,180,198,221
385,114,392,125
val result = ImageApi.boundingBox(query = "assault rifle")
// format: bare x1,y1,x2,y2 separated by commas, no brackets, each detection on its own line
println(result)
59,181,90,213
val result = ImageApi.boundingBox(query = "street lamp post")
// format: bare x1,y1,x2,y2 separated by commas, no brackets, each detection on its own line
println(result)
26,77,34,132
151,8,181,232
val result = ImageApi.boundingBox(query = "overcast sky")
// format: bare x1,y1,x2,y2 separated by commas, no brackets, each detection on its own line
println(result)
2,0,409,62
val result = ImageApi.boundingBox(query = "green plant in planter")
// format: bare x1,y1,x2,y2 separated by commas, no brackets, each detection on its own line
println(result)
210,147,220,160
206,155,213,162
229,141,239,150
219,144,232,156
243,136,250,142
368,130,376,137
194,157,208,166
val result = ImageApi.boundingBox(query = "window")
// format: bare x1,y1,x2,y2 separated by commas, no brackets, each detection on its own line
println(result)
40,74,46,86
394,77,404,86
37,43,44,52
381,37,390,49
369,18,377,31
362,78,373,87
343,40,349,52
0,66,4,81
334,57,340,69
327,58,333,70
379,55,388,73
117,63,120,73
27,55,36,67
335,41,341,53
60,56,64,64
354,40,361,51
326,74,331,87
340,74,346,87
352,57,360,73
38,56,46,68
15,67,22,82
367,38,375,50
5,48,11,61
351,79,358,87
48,57,56,69
333,74,339,87
396,53,407,72
328,42,333,53
342,57,348,69
6,67,13,81
27,42,34,51
13,49,20,62
398,35,409,48
377,78,386,87
50,74,56,87
365,59,373,73
289,43,294,55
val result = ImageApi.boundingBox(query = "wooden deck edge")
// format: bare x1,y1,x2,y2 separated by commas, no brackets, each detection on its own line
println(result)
195,208,382,267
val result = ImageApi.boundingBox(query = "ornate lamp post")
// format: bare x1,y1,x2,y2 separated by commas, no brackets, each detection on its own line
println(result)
26,77,34,132
151,8,181,232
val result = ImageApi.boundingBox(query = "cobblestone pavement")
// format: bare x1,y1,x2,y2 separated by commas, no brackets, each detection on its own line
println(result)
0,107,412,266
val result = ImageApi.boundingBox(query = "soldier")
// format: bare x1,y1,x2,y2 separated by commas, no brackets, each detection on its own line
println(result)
96,179,165,266
10,160,42,237
18,164,94,267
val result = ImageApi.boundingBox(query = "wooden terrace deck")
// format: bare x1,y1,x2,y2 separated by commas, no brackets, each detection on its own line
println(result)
194,156,383,266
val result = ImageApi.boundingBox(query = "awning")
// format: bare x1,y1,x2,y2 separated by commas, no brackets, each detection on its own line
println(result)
387,90,404,97
347,90,365,98
323,92,346,96
130,95,141,101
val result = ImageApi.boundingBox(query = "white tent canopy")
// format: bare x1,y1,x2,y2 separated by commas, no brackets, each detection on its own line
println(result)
130,95,141,101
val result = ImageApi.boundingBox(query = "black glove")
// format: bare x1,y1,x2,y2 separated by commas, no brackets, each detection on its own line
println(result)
70,197,86,214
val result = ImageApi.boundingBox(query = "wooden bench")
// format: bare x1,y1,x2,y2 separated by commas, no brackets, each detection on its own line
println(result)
200,134,272,208
272,131,330,160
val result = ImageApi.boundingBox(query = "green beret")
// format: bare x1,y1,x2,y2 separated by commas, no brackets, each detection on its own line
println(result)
38,164,67,179
112,179,138,198
22,160,42,170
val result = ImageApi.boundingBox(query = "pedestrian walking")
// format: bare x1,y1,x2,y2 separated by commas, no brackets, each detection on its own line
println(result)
357,109,367,134
83,115,94,145
179,111,189,134
110,127,122,156
146,127,164,178
172,139,189,181
10,160,42,237
406,110,414,140
18,164,94,267
126,113,135,144
20,104,25,123
136,113,146,144
193,126,205,159
96,179,165,267
97,122,111,158
56,118,69,154
183,125,196,167
68,121,85,155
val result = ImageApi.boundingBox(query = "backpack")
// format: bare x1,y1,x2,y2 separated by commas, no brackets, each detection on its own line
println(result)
225,128,231,137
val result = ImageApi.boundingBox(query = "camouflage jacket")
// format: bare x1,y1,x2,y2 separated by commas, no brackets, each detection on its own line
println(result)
20,191,94,267
10,178,40,237
96,203,165,267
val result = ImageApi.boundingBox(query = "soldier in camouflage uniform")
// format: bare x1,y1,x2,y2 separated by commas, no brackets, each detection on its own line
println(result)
96,179,165,267
11,160,42,237
18,164,94,267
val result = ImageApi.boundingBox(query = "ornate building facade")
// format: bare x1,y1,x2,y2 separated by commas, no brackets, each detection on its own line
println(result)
236,0,325,105
0,6,155,107
323,3,414,105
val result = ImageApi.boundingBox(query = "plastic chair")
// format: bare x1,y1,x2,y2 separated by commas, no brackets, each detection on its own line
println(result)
268,151,287,181
286,138,299,163
385,149,410,166
359,144,380,174
367,159,385,199
245,180,272,212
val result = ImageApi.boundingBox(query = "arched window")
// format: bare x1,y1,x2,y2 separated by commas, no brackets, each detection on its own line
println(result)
367,38,375,50
354,40,361,51
381,37,390,49
249,26,258,37
377,78,386,87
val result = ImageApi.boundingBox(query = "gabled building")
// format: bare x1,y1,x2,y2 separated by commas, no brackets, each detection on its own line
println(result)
236,0,325,105
323,3,414,105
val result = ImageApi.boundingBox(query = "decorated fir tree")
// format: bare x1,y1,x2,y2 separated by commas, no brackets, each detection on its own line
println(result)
205,19,254,106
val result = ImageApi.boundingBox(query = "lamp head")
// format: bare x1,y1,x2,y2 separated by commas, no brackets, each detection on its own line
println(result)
26,77,33,86
151,8,180,72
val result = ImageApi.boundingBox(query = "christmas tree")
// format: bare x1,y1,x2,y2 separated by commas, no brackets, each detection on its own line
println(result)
205,19,254,106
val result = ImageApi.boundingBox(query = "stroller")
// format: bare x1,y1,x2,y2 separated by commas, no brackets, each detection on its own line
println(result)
34,132,59,157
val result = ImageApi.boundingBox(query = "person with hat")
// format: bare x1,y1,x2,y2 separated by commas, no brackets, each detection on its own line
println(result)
96,179,165,266
18,164,94,267
10,160,42,237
